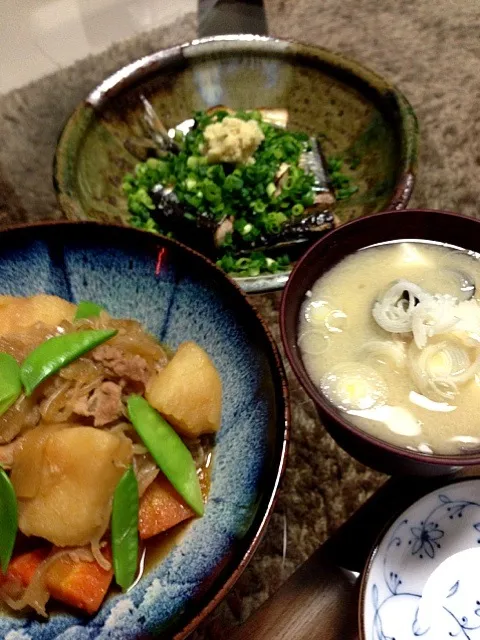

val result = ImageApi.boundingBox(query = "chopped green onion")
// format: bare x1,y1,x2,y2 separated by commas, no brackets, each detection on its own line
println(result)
253,200,267,214
203,181,222,203
302,192,315,207
123,108,359,278
235,257,251,270
264,211,288,234
145,158,161,170
224,174,244,191
266,182,276,197
216,250,292,277
174,130,184,144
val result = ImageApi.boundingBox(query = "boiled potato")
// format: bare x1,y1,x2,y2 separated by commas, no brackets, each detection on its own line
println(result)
0,294,75,336
146,341,222,437
0,296,17,308
11,424,64,498
13,426,132,547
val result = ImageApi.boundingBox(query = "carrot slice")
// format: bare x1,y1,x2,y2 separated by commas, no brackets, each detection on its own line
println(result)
138,475,197,540
45,546,113,615
2,549,48,587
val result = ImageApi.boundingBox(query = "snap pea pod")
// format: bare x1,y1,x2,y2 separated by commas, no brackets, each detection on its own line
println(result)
20,329,117,396
74,300,104,321
0,353,21,416
0,468,17,573
127,396,204,516
111,466,139,591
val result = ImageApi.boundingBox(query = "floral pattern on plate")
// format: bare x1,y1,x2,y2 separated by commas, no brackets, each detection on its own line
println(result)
362,478,480,640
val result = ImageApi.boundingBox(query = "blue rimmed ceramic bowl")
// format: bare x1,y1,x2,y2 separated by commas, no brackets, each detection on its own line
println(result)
360,477,480,640
0,221,289,639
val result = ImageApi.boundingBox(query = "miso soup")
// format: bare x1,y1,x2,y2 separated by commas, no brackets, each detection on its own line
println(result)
298,241,480,455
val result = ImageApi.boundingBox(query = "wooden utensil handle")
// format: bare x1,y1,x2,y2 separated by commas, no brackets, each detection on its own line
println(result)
230,474,452,640
230,548,359,640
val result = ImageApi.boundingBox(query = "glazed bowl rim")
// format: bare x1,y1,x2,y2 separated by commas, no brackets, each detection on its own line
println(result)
280,208,480,468
53,33,419,293
0,219,290,639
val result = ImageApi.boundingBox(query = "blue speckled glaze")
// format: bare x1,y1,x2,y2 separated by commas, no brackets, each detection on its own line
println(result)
0,223,287,640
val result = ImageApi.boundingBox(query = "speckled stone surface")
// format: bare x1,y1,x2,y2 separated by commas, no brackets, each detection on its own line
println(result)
0,0,478,635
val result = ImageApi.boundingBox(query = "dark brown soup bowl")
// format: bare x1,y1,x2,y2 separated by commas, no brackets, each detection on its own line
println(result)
280,209,480,476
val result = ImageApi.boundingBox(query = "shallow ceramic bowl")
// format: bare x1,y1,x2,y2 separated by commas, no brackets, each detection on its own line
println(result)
0,221,289,640
360,477,480,640
280,209,480,476
54,34,418,294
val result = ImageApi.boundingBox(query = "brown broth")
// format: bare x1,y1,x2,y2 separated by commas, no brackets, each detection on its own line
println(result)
0,457,213,620
0,300,216,620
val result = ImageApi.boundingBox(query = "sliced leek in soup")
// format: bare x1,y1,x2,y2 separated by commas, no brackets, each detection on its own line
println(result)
298,241,480,455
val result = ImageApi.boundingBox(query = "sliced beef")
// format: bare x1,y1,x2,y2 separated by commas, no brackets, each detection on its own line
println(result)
74,381,124,427
91,345,150,386
0,440,19,469
134,454,160,497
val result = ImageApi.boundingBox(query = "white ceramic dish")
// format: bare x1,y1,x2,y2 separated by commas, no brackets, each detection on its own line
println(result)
361,477,480,640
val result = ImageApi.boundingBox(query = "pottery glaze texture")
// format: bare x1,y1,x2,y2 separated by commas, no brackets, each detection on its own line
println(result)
54,37,418,293
363,479,480,640
0,228,281,639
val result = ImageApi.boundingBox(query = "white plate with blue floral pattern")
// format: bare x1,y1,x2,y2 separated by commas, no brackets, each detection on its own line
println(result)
361,477,480,640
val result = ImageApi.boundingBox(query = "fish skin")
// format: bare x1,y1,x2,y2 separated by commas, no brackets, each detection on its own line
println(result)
140,105,338,258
